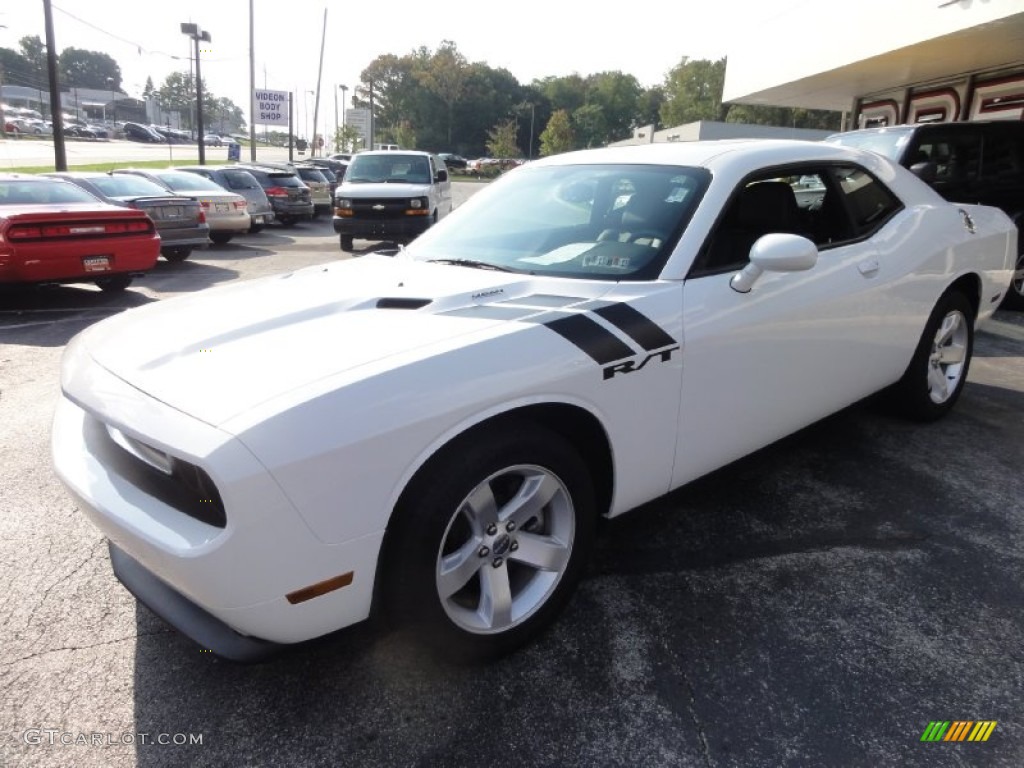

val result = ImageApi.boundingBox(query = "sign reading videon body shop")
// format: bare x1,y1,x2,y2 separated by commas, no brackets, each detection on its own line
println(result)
253,90,290,126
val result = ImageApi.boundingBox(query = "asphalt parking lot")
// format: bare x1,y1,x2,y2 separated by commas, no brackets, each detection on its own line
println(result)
2,200,1023,767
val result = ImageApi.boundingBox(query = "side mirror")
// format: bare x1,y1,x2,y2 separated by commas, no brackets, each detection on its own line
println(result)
909,160,938,185
730,234,818,293
436,168,449,183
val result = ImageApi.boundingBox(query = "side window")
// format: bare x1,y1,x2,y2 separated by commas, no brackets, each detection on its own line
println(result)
829,165,903,237
701,168,836,274
980,132,1022,184
915,131,981,185
223,171,256,190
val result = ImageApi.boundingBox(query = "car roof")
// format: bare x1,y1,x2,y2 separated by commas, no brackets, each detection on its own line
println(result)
352,150,433,158
528,139,892,174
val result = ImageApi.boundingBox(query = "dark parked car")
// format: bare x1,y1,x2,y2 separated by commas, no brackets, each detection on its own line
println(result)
827,120,1024,309
123,122,164,143
299,157,347,186
231,164,314,226
64,124,98,139
45,171,210,262
438,153,468,170
152,126,190,144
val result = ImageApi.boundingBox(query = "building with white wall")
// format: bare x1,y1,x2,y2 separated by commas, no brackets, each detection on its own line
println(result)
723,0,1024,128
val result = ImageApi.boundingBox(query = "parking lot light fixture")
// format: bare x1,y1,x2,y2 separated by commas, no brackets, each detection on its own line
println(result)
180,22,211,164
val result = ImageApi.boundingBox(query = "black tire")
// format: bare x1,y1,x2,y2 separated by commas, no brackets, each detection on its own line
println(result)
248,224,265,234
94,275,132,293
209,233,233,245
340,235,354,251
162,246,192,263
889,291,974,422
381,424,595,662
1000,246,1024,310
278,217,296,228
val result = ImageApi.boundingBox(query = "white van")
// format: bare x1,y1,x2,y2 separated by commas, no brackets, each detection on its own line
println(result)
332,150,452,251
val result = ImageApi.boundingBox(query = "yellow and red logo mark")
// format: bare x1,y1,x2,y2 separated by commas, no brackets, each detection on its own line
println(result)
920,721,997,742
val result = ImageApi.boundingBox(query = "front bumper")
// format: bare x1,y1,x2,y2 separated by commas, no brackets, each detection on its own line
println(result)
51,358,385,654
109,542,279,662
332,215,432,240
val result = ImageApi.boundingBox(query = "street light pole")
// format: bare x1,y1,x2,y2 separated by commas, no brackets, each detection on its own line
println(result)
180,22,211,164
339,84,348,153
106,77,115,127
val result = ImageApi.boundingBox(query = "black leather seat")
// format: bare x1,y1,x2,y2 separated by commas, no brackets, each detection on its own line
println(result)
705,181,802,271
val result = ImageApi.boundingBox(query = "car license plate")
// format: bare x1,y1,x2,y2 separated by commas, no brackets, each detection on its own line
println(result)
254,215,265,224
164,206,182,218
82,256,111,272
216,203,230,213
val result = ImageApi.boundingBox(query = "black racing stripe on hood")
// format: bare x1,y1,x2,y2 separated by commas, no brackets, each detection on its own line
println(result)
537,313,634,364
591,303,677,351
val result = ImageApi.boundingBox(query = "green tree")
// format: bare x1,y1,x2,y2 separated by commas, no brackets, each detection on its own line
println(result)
18,36,47,86
0,47,34,87
660,57,727,126
572,104,606,149
636,86,666,130
485,119,520,159
540,109,574,156
536,74,588,114
157,72,197,128
142,76,156,101
587,71,642,142
415,40,468,147
59,48,121,90
334,123,362,153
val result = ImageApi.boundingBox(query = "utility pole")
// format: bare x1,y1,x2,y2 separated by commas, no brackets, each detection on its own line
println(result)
249,0,256,161
311,7,327,157
42,0,67,170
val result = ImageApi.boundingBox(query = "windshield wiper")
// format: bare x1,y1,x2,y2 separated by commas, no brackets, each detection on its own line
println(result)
426,258,514,272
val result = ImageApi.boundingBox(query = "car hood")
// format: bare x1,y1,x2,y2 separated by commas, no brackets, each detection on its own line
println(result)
75,256,612,427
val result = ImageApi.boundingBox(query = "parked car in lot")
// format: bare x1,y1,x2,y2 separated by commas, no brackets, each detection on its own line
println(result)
175,165,275,232
332,150,452,251
438,152,468,170
64,123,99,139
0,173,159,292
293,165,332,217
826,120,1024,309
51,140,1017,662
231,164,314,226
299,157,347,187
122,122,164,143
114,169,250,244
152,126,190,144
44,171,210,262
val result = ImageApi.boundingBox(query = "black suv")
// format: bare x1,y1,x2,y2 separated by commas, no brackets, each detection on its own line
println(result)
827,121,1024,308
231,164,314,226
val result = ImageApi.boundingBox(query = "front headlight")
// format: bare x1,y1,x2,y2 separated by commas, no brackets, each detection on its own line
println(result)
336,198,353,209
408,197,425,209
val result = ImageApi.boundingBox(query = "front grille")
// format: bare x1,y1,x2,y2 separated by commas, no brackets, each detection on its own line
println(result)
351,198,409,218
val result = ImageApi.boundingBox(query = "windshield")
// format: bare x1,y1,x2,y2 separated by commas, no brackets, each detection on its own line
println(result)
346,154,432,184
89,175,170,197
0,179,100,205
407,163,709,281
826,129,912,161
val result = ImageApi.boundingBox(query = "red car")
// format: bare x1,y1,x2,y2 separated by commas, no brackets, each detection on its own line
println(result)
0,174,161,292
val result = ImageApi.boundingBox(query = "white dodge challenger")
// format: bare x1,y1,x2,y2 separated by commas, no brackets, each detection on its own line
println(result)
52,140,1017,662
